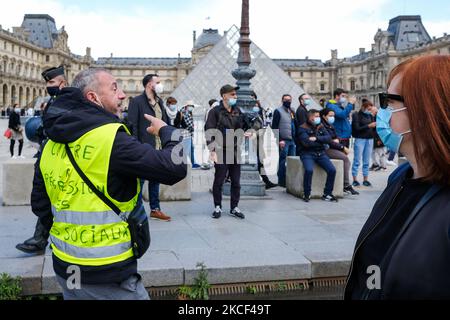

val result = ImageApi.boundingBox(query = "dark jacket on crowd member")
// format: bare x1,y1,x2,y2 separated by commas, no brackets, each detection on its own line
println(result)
345,163,450,299
296,122,332,153
295,104,308,127
204,101,247,153
322,119,346,152
35,87,187,285
8,111,21,131
352,111,375,139
127,92,169,147
173,111,186,129
374,130,385,148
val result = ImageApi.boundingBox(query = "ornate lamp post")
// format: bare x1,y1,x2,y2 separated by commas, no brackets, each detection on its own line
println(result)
228,0,266,197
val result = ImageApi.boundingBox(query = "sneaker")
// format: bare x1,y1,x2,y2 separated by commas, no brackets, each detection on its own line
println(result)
322,194,339,202
363,181,372,187
265,181,278,189
229,207,245,219
11,155,17,159
18,155,25,159
150,209,171,222
303,195,311,202
352,181,361,187
344,185,360,195
212,206,222,219
386,160,397,167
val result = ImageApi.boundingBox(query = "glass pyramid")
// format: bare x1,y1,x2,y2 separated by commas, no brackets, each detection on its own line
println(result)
172,25,309,114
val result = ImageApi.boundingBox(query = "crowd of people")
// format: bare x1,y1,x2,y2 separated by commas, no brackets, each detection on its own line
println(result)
11,54,450,300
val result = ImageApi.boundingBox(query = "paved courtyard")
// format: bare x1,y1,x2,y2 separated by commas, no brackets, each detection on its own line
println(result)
0,118,396,297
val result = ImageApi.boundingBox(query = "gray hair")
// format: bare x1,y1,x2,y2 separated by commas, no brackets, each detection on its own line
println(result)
72,68,111,95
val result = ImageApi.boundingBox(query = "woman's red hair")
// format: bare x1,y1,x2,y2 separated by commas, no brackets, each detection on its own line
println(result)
389,55,450,185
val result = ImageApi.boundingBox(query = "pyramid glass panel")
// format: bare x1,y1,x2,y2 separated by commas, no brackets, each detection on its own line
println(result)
172,25,312,114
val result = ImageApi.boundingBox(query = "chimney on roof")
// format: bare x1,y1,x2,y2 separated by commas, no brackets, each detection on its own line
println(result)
193,31,197,48
359,48,365,54
110,53,113,58
85,47,91,57
305,56,309,60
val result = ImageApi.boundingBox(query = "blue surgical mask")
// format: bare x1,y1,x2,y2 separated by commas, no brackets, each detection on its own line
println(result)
252,106,260,113
313,117,321,126
304,99,311,106
228,98,237,107
376,106,411,153
327,116,335,125
169,105,177,111
188,106,194,113
339,97,347,105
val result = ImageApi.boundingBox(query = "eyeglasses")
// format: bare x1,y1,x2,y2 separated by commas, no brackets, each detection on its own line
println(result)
379,92,404,109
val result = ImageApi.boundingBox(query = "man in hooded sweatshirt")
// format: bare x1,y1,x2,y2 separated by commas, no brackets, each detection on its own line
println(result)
31,68,186,299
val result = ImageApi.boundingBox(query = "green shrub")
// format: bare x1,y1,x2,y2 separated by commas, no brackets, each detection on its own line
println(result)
0,273,22,300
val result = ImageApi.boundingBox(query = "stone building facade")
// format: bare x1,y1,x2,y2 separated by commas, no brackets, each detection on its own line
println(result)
0,14,449,109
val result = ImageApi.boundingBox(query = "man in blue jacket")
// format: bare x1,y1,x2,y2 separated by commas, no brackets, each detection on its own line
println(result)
296,110,338,203
325,88,356,148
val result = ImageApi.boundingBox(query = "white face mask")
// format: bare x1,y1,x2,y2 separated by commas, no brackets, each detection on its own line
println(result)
15,108,21,114
154,83,164,94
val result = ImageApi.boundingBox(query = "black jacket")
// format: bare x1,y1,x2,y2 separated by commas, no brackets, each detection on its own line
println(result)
295,105,308,127
127,92,169,147
322,120,346,152
35,87,187,284
296,123,332,153
352,111,375,139
8,112,21,131
204,101,246,151
345,163,450,299
374,130,385,148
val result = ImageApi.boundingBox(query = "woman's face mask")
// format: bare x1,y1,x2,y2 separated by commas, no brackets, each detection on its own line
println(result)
376,106,411,153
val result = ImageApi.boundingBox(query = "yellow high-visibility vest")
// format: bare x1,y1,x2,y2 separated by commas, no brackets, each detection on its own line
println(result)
40,123,140,266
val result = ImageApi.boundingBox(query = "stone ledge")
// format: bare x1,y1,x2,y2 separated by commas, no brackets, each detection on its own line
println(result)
286,156,344,199
2,159,35,206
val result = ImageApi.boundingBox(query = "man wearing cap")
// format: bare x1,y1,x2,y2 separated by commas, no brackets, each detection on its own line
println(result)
16,66,68,255
204,85,248,220
128,74,172,222
41,65,67,107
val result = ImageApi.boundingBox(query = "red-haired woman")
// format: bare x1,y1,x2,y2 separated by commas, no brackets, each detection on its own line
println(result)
345,55,450,299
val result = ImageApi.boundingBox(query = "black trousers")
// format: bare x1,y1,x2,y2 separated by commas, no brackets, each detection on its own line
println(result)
213,163,241,209
10,139,24,157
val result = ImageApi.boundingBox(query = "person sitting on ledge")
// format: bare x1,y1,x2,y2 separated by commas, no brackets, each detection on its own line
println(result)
296,109,338,203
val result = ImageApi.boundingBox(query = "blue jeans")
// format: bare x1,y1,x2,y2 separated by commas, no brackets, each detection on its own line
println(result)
184,136,197,166
352,138,374,178
278,139,296,187
138,180,161,211
300,152,336,196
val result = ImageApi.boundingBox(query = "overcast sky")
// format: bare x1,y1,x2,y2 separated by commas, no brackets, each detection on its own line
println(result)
0,0,449,61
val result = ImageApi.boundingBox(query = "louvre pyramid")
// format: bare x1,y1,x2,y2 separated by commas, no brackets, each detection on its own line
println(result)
172,25,309,113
